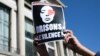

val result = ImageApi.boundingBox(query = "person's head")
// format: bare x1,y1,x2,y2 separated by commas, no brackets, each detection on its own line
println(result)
40,6,55,23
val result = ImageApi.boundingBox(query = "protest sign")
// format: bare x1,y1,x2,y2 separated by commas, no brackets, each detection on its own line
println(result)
32,2,66,43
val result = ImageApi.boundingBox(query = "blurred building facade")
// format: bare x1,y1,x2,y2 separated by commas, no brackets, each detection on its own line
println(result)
0,0,82,56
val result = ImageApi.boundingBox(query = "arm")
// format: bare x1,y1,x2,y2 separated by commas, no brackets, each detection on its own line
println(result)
33,29,96,56
33,41,49,56
33,34,49,56
64,30,96,56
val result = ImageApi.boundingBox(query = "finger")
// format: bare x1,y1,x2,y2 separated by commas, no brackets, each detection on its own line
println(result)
64,29,73,34
65,37,72,43
34,37,40,41
64,33,72,38
33,34,37,37
33,41,39,46
34,38,39,41
33,38,41,46
64,34,73,43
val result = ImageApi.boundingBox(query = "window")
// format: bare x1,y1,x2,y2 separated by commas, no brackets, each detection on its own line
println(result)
25,18,33,39
48,42,54,47
25,0,32,4
25,17,37,56
48,48,55,56
0,3,10,51
46,42,55,56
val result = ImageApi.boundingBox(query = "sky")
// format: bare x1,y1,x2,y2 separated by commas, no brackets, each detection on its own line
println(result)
61,0,100,52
